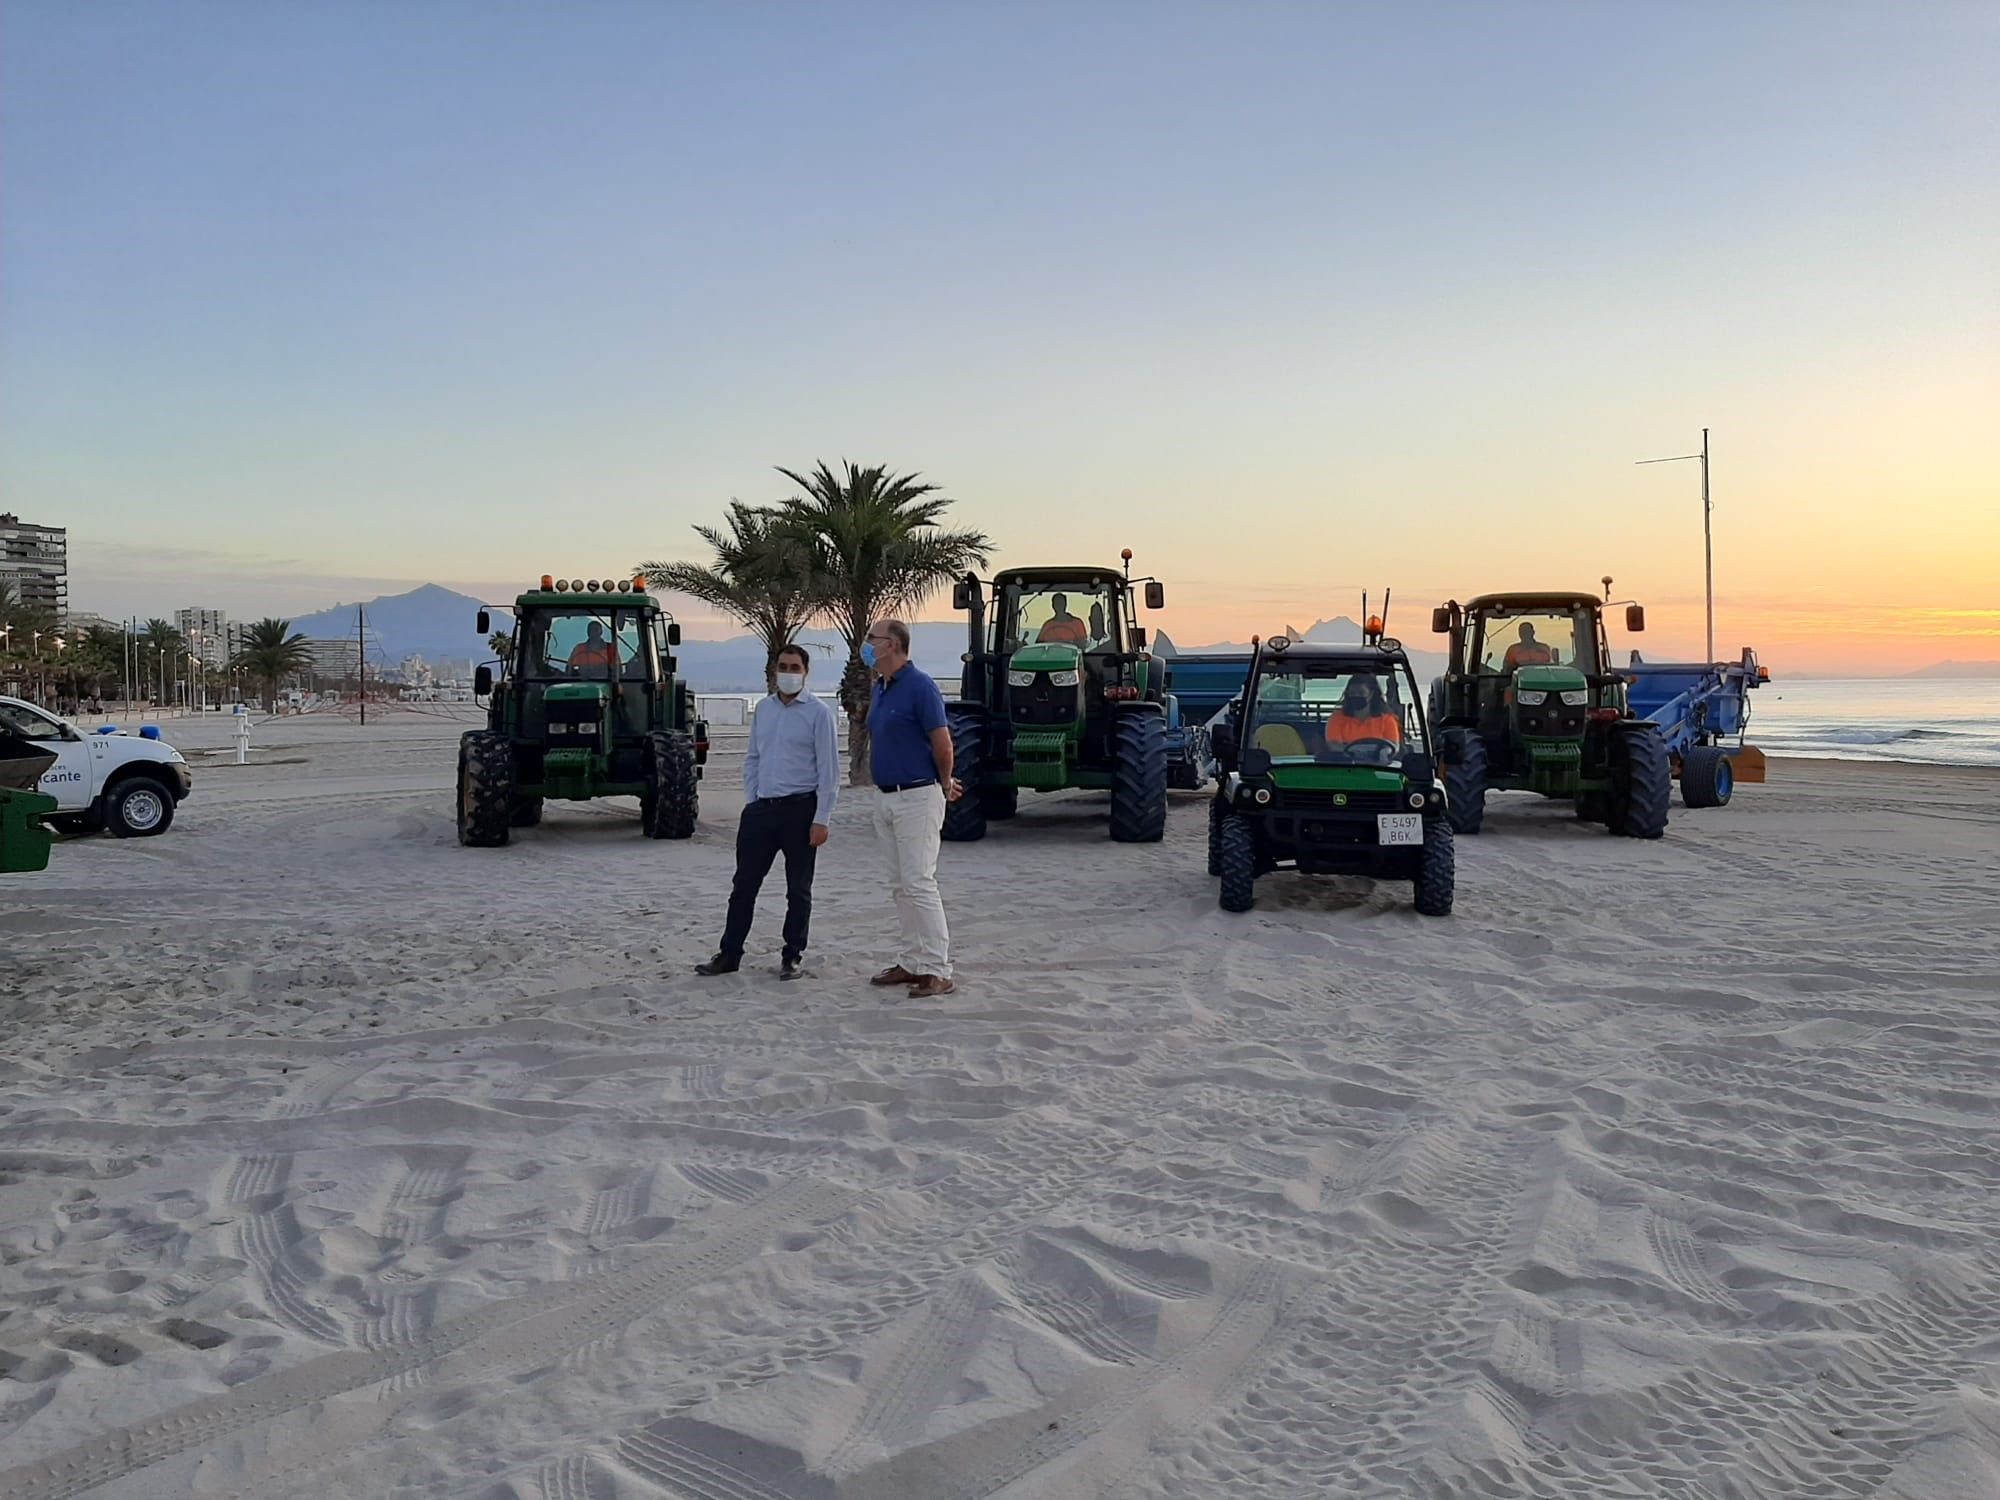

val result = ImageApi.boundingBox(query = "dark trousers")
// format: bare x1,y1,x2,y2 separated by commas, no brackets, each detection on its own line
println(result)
719,793,817,961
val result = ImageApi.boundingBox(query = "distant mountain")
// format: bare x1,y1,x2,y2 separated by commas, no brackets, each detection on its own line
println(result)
1913,660,2000,679
290,584,492,663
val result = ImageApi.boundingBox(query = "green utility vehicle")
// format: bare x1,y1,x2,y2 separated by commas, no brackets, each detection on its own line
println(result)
942,552,1174,843
1208,626,1453,914
457,575,707,847
1428,590,1671,838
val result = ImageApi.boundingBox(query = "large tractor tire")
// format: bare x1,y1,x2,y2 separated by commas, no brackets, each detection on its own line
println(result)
1441,728,1487,835
509,796,544,828
1608,723,1671,839
1413,818,1455,916
941,710,988,843
1108,704,1168,843
1680,744,1734,809
1207,793,1226,876
458,731,514,847
641,731,699,839
1218,813,1257,912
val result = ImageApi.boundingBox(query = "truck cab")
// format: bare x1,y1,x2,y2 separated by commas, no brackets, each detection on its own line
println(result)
0,696,192,837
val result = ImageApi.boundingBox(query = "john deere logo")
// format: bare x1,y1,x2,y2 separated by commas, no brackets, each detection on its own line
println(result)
1332,792,1348,806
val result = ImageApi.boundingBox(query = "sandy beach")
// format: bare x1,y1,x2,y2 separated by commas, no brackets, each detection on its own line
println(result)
2,706,1997,1499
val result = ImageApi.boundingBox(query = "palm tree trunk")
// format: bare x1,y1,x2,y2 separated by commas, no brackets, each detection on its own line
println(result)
840,651,872,786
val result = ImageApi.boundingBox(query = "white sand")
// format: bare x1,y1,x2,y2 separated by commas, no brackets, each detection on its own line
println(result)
3,706,1998,1498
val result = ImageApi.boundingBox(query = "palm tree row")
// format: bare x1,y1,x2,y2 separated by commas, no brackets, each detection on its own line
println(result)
639,460,990,784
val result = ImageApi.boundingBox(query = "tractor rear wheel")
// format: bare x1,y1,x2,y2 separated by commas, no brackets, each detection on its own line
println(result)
1680,744,1733,808
1608,723,1671,839
642,731,698,839
1207,793,1226,876
509,795,543,828
1442,728,1486,835
1109,705,1168,843
1413,818,1455,916
1218,813,1257,912
458,731,514,847
941,710,988,842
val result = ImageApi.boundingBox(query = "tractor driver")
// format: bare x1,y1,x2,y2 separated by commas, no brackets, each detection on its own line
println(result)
1324,674,1403,753
1036,594,1089,646
1501,622,1555,671
567,620,620,675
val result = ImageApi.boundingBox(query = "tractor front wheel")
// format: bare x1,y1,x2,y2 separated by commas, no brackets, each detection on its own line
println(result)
1218,813,1257,912
642,731,698,839
458,731,514,847
1413,818,1455,916
1109,705,1168,843
1608,723,1671,839
1680,744,1734,808
1442,728,1486,835
941,710,988,842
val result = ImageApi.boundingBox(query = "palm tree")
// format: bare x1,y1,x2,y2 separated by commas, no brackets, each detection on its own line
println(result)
780,461,990,783
137,618,184,704
232,618,315,711
639,502,820,692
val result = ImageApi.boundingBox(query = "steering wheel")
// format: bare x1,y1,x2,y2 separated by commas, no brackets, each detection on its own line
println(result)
1340,737,1399,764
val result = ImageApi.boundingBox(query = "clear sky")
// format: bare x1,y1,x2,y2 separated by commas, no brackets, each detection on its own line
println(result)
4,1,1994,671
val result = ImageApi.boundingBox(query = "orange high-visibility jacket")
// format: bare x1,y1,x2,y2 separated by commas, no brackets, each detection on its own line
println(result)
1325,711,1403,745
1037,616,1089,645
568,641,617,668
1503,642,1554,670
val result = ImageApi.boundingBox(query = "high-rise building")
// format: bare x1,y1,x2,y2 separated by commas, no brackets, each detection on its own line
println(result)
176,607,237,669
307,638,363,679
0,512,68,618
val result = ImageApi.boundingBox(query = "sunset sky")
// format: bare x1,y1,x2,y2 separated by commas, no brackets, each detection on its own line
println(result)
4,2,1994,673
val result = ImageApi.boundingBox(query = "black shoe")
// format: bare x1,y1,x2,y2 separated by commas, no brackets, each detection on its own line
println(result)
694,953,740,976
779,956,803,981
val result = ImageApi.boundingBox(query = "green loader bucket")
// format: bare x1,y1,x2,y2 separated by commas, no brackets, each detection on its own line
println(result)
0,736,59,874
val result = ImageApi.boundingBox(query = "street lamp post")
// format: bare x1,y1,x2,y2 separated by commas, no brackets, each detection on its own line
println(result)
1637,427,1714,664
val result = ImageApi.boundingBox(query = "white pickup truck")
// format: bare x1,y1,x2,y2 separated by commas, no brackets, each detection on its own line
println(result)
0,696,192,837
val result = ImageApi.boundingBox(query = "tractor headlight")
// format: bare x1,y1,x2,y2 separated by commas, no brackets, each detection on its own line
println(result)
1407,791,1426,808
1560,690,1589,707
1253,786,1272,804
1007,670,1035,687
1516,690,1548,706
1049,670,1081,687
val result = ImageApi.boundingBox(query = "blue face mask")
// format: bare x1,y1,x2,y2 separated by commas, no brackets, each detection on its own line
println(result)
860,642,877,668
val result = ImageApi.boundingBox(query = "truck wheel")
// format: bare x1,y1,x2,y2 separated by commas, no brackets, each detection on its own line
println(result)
981,782,1018,821
1207,793,1226,876
941,710,988,842
642,731,698,839
1608,723,1671,839
1413,818,1455,916
1680,744,1733,809
1442,728,1486,835
509,796,544,828
457,731,514,847
1109,705,1167,843
1218,813,1257,912
100,776,175,838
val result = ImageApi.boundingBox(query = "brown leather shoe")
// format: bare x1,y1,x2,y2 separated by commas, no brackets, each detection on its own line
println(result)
870,965,919,986
905,975,956,998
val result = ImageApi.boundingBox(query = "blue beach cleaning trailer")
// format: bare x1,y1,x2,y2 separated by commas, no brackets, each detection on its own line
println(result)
1161,651,1257,787
1622,648,1770,808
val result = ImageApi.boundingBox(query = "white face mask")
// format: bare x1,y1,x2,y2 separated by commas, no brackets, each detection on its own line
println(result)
775,672,805,696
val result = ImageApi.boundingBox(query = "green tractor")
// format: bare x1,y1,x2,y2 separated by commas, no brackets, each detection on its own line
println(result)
1428,589,1671,838
941,552,1176,843
1207,626,1453,915
457,574,707,847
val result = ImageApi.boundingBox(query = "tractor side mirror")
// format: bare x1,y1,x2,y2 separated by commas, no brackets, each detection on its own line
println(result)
476,609,490,635
474,665,494,697
1132,627,1148,649
952,580,975,611
667,622,682,646
1242,747,1272,778
1625,604,1646,633
1211,721,1237,766
1431,607,1452,633
1144,581,1165,610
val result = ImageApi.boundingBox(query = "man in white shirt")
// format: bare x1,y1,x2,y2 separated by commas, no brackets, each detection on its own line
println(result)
696,643,839,980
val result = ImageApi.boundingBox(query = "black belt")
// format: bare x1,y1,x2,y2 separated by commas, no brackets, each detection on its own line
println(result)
875,778,936,793
752,791,816,805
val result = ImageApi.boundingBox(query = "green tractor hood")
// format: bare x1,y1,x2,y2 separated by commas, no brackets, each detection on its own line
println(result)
543,682,612,707
1008,642,1082,672
1514,663,1589,693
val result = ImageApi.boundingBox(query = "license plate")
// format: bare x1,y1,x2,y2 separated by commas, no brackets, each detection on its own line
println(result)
1377,813,1423,845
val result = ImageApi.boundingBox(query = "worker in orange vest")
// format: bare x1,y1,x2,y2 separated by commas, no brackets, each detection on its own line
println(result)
1325,674,1403,748
1502,622,1556,671
1036,593,1090,646
567,620,619,674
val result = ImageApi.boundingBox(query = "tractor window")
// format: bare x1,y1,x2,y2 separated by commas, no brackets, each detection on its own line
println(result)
1003,585,1122,652
1473,610,1588,674
1245,661,1426,765
522,610,648,682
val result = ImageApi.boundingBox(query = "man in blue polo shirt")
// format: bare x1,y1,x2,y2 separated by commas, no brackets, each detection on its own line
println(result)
863,617,961,998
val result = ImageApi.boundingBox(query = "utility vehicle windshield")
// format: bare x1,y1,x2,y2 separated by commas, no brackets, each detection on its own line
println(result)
1002,583,1121,652
1244,658,1427,765
520,609,657,682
